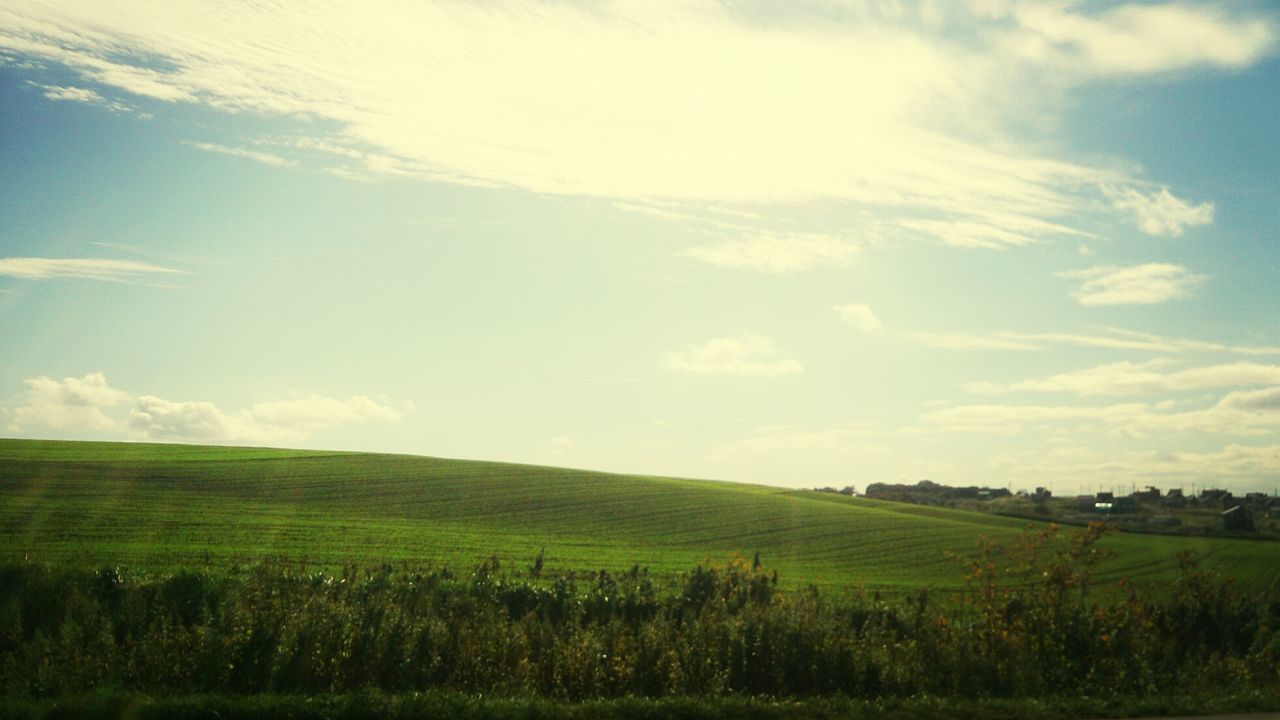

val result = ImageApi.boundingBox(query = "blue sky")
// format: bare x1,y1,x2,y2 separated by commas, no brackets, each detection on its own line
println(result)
1,1,1277,494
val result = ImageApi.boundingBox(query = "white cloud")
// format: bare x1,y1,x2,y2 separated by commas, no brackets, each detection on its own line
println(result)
0,257,183,281
833,303,882,333
38,83,101,103
0,1,1260,254
679,234,857,273
187,141,292,168
128,396,232,441
131,393,404,444
967,360,1280,396
666,336,803,377
1059,263,1207,305
1009,3,1275,76
7,371,402,444
1106,186,1214,237
10,372,131,432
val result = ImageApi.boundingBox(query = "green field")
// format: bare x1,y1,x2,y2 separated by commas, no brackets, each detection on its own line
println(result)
2,438,1277,591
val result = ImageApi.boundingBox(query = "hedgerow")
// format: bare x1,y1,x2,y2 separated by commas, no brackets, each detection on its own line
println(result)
1,525,1276,701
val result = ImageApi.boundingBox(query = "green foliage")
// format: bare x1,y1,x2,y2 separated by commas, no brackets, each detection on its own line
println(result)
9,690,1277,720
1,527,1277,704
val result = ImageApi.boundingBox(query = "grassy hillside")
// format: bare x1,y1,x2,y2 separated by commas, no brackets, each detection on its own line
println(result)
2,439,1277,591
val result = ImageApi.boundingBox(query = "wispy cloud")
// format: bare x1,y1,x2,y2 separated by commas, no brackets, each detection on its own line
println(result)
1,2,1265,254
908,333,1043,352
31,82,136,113
679,234,857,273
979,442,1280,492
36,83,99,103
897,213,1089,249
924,385,1280,437
1059,263,1207,305
186,141,293,168
833,303,882,333
666,336,803,377
965,360,1280,396
706,423,888,470
1105,186,1214,237
911,327,1280,356
0,257,183,282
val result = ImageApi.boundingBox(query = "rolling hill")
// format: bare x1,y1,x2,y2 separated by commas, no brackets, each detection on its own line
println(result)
2,439,1276,591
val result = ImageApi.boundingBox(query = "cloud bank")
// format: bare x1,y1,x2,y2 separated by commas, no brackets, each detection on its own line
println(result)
10,372,130,431
8,372,404,444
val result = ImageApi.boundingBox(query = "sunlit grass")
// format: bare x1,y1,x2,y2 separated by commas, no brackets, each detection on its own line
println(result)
2,439,1276,592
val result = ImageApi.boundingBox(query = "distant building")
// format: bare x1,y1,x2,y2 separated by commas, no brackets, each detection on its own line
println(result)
1201,489,1234,508
1095,491,1115,513
1134,486,1161,502
1223,505,1255,531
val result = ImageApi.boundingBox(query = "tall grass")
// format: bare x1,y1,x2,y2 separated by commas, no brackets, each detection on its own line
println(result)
2,525,1277,701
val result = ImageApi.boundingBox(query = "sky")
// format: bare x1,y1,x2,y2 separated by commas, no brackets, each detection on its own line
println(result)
1,1,1278,495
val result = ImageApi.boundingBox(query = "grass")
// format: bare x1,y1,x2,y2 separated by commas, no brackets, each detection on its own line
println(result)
2,438,1278,592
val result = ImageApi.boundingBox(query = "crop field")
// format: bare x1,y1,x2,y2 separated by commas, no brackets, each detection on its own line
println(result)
2,438,1277,592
